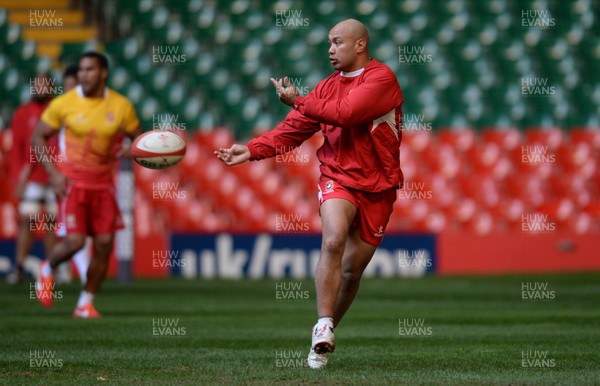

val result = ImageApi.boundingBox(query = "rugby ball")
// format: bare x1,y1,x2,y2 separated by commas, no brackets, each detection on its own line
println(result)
131,130,186,169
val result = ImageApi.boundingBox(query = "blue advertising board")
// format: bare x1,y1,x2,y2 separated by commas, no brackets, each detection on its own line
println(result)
169,233,436,279
0,233,436,279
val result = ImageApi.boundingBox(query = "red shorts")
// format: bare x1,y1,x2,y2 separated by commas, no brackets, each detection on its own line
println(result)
57,184,123,237
317,177,397,246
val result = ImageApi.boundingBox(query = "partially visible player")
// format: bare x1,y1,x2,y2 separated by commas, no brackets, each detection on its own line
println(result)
62,64,78,91
32,52,142,318
7,73,57,284
215,19,403,368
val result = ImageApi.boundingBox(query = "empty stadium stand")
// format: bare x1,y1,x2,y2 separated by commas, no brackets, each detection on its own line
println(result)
0,0,598,237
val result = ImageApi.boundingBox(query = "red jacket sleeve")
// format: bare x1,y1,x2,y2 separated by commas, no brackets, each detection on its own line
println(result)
293,67,401,127
247,109,320,160
9,107,27,183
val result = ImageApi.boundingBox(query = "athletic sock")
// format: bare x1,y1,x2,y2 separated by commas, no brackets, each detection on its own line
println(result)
76,291,94,308
72,244,90,286
41,261,52,276
317,316,335,330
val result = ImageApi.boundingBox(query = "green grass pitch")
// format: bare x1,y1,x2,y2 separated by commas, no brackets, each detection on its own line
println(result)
1,273,599,385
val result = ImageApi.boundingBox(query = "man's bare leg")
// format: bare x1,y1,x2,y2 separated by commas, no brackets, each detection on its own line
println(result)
308,198,359,368
84,233,114,294
332,227,377,327
42,222,57,259
9,215,34,283
47,233,86,268
36,233,85,308
71,233,114,317
315,198,357,319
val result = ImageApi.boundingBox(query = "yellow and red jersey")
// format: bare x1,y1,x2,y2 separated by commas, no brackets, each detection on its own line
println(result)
41,86,139,188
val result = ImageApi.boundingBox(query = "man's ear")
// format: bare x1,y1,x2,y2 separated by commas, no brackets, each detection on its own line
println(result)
101,68,109,82
355,38,367,54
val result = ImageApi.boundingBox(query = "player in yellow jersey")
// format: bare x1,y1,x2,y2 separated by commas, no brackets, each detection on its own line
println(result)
32,52,142,318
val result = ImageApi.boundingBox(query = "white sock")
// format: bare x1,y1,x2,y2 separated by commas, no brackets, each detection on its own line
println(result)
41,261,52,276
73,240,91,286
56,262,71,283
76,291,94,308
318,317,334,330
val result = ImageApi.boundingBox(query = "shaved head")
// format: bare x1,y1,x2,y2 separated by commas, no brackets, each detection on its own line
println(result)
327,19,371,72
331,19,369,47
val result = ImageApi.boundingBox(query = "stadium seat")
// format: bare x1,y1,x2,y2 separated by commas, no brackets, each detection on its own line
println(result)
466,211,495,235
199,157,227,187
481,127,521,151
510,145,554,179
180,199,208,231
582,199,600,221
557,142,596,179
437,127,475,152
278,181,305,212
401,130,434,153
495,197,525,223
425,143,461,179
231,186,260,223
200,210,229,233
538,198,576,225
446,196,476,224
134,165,159,195
505,171,548,209
421,210,447,233
399,146,417,181
524,127,564,150
458,173,500,209
429,173,458,209
250,169,284,210
196,127,234,150
178,141,206,179
467,142,501,174
569,211,594,234
550,173,593,208
570,127,600,150
1,202,17,238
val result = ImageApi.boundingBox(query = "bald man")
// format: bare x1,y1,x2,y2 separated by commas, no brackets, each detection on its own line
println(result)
215,19,403,368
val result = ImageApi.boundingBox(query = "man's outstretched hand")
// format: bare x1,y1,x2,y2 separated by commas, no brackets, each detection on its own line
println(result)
270,76,299,107
214,144,251,166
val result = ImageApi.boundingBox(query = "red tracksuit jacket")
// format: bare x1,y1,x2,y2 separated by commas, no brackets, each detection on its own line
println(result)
10,100,56,185
247,58,403,193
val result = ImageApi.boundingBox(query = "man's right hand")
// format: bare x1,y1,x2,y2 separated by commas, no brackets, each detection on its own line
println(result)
49,171,68,200
214,144,251,166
